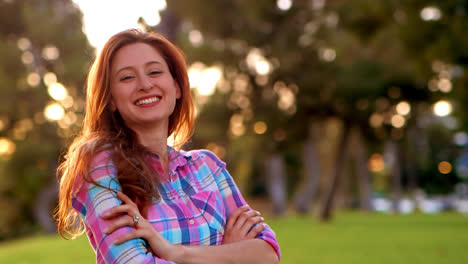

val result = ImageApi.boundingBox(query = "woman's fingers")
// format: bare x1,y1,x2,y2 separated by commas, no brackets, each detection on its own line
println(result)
246,223,266,239
225,205,250,230
239,215,264,236
223,205,266,244
103,215,133,234
101,192,140,220
101,204,133,219
116,191,136,205
233,210,261,231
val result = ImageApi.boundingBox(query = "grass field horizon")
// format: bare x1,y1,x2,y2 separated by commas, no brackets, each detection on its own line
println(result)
0,212,467,263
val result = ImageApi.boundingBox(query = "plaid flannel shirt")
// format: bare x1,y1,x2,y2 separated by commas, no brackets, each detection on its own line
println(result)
72,147,281,263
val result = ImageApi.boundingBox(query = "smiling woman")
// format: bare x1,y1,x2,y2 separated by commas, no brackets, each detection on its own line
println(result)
55,29,280,264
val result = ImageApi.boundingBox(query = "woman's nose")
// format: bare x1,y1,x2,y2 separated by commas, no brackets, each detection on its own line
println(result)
139,76,153,91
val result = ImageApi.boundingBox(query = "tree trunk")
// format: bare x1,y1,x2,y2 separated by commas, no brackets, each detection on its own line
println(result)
319,119,352,221
34,181,59,233
265,154,287,215
385,139,402,213
405,123,419,193
34,158,59,233
350,125,372,211
295,120,320,213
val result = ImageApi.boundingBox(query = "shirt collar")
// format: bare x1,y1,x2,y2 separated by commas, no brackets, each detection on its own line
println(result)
149,146,192,181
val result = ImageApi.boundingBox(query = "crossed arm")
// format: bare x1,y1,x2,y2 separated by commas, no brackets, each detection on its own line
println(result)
73,153,280,264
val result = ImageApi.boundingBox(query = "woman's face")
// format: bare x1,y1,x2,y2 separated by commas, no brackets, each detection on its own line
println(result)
110,42,181,133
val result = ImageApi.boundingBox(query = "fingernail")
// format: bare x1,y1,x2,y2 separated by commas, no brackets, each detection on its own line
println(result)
260,217,264,221
103,228,109,234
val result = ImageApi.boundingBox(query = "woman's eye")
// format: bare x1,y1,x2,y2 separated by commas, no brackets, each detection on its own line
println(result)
120,75,133,81
149,71,161,75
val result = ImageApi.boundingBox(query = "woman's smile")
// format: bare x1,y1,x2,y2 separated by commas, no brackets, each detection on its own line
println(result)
135,95,161,107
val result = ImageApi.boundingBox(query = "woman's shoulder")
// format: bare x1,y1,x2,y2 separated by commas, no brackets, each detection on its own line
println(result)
71,144,118,199
73,143,116,185
88,146,114,170
179,148,220,162
178,148,226,172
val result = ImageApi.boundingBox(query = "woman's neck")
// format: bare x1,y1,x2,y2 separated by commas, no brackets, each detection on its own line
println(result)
131,122,170,175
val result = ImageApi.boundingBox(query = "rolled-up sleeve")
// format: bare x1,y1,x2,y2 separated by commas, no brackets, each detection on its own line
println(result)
72,151,175,264
201,150,281,260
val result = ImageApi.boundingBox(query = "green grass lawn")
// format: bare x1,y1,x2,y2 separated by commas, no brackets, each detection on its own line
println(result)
0,212,467,263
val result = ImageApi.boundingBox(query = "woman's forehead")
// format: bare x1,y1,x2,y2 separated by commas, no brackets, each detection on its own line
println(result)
112,42,167,72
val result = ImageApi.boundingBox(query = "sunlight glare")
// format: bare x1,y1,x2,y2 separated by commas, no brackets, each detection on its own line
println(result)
72,0,166,49
198,67,222,96
188,62,205,88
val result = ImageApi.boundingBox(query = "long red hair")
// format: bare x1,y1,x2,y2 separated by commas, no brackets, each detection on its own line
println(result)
55,29,194,239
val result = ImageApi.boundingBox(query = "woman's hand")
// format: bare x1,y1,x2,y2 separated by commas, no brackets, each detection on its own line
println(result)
100,191,182,261
222,205,266,244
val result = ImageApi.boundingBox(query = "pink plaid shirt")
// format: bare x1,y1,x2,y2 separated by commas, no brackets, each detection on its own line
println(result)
72,147,281,263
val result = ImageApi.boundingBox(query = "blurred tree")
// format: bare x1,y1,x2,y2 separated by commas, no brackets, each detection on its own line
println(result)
165,0,468,219
0,0,92,238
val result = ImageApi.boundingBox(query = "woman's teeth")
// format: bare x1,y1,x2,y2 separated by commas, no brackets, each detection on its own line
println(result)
136,97,159,106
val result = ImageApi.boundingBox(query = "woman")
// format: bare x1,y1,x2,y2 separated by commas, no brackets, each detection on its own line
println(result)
55,29,280,264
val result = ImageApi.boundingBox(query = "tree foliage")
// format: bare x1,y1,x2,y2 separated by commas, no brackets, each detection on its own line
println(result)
0,0,92,239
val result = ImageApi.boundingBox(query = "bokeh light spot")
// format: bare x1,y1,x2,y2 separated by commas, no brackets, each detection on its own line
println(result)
0,137,16,156
391,114,406,128
433,100,452,117
368,153,384,172
43,72,57,86
27,73,41,87
44,103,65,121
396,101,411,116
438,161,452,174
277,0,292,10
254,121,268,134
48,82,68,101
420,6,442,21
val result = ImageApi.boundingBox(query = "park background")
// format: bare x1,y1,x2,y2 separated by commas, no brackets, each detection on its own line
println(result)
0,0,468,263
